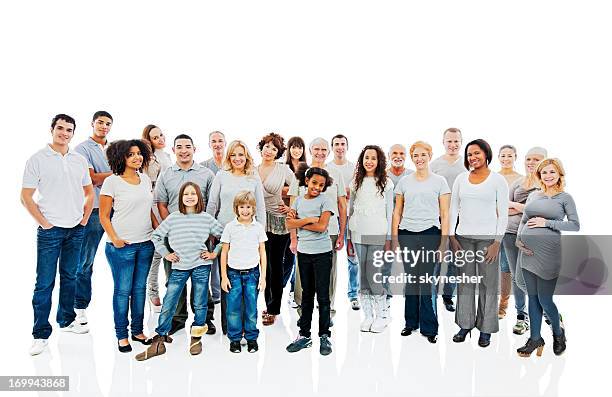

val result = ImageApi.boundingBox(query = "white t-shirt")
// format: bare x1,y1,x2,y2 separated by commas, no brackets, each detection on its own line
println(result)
288,166,346,236
326,160,355,192
220,218,268,270
395,173,450,232
22,145,92,228
100,173,154,243
449,171,509,240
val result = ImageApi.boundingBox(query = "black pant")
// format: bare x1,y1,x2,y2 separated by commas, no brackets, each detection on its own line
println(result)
264,232,291,315
164,259,215,327
297,251,333,338
399,227,441,336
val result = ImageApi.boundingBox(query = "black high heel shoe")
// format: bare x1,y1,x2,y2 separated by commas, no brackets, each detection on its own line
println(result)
423,334,437,344
131,335,152,345
452,328,471,343
553,330,566,356
517,337,545,357
478,332,491,348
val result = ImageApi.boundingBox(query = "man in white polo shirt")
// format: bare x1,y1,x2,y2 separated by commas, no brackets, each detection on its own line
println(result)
21,114,95,356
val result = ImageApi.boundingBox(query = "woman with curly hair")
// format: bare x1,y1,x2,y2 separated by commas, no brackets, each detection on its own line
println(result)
99,139,158,352
257,133,296,325
206,140,266,334
347,145,394,333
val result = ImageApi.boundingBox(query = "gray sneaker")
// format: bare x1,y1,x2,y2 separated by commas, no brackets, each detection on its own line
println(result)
320,335,332,356
286,335,312,353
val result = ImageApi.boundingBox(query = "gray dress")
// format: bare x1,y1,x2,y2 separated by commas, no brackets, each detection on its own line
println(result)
517,191,580,280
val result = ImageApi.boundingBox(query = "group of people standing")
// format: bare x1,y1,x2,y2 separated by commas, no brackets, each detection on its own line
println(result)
22,113,579,360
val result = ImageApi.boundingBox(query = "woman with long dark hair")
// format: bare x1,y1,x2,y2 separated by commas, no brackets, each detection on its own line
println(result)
348,145,394,333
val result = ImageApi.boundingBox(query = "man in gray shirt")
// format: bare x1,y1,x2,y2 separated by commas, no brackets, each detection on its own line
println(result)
430,127,464,312
200,130,226,303
73,111,114,326
155,133,216,335
387,144,414,187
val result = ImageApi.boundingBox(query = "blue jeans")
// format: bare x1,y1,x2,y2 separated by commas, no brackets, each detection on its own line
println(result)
346,239,359,300
522,269,562,339
33,225,85,339
156,265,211,336
502,233,527,317
105,241,154,340
432,258,457,301
226,267,260,342
499,243,510,273
75,209,105,310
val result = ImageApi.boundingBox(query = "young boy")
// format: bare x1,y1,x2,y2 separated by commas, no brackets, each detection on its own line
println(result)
220,191,267,353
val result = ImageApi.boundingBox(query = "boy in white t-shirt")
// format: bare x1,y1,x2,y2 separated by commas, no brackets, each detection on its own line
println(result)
220,191,268,353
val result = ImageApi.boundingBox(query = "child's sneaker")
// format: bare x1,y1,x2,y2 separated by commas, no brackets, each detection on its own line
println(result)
247,340,258,353
286,335,312,353
320,335,332,356
513,314,529,335
229,341,241,353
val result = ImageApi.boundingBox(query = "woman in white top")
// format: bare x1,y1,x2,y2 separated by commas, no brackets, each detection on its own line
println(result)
392,141,450,343
141,125,172,311
449,139,509,348
257,133,296,325
497,144,523,319
347,145,394,333
100,139,159,352
206,140,266,334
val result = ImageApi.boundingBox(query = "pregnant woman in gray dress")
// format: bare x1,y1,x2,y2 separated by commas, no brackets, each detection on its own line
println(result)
516,158,579,357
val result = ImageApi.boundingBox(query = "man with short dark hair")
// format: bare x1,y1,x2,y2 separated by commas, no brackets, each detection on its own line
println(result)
21,114,95,355
327,134,360,310
430,127,464,312
73,111,114,325
156,134,217,335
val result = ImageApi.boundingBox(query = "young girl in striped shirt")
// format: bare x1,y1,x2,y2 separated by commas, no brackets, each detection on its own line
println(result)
136,182,224,360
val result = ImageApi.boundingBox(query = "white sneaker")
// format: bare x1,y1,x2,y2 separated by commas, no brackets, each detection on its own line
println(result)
240,337,248,346
75,308,88,325
370,295,390,333
288,292,299,308
359,294,374,332
61,321,89,334
29,339,48,356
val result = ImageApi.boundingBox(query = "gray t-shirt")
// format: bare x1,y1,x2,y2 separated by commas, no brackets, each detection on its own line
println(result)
201,157,222,175
154,162,215,213
506,177,538,234
291,193,335,254
75,137,112,208
395,173,450,232
100,173,153,243
430,155,465,190
387,168,414,187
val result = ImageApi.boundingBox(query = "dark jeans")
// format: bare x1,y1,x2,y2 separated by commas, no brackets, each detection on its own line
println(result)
399,227,440,336
282,237,296,291
523,269,562,339
74,209,105,310
33,225,85,339
156,265,211,335
226,267,260,342
105,241,154,340
297,251,333,338
265,232,291,315
163,259,215,328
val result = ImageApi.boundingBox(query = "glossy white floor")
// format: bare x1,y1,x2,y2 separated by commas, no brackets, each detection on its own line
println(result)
2,248,609,397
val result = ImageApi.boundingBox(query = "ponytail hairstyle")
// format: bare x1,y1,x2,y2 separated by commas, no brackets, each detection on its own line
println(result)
353,145,387,197
295,162,310,187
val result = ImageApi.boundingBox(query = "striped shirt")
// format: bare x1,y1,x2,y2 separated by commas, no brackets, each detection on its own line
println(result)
152,211,225,270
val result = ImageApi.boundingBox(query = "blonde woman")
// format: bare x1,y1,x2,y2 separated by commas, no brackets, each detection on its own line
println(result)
516,158,579,357
497,145,522,319
206,140,266,334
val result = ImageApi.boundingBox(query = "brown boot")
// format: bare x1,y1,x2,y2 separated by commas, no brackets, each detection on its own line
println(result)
499,272,512,319
189,325,207,356
135,335,168,361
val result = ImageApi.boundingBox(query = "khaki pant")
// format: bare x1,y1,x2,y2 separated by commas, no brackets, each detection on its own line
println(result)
294,235,338,314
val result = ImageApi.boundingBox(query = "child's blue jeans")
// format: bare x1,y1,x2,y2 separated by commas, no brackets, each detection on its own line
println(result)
226,266,260,342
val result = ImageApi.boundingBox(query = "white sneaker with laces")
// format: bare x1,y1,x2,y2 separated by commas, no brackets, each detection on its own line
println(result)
29,339,48,356
288,292,299,308
75,308,88,325
61,320,89,334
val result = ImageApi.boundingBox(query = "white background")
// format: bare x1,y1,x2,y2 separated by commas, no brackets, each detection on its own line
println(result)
0,1,610,396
